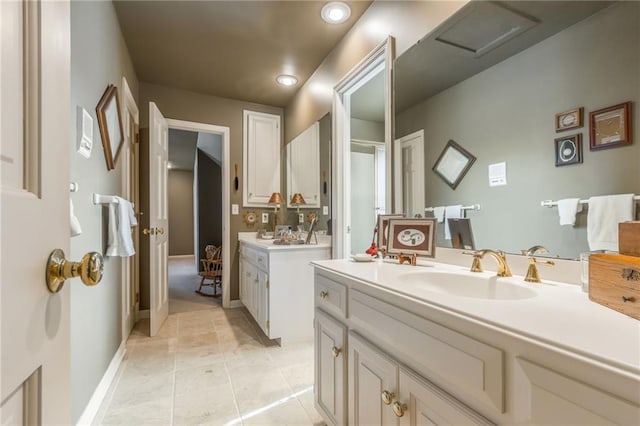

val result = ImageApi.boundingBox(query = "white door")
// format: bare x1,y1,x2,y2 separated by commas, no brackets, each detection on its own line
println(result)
394,130,425,216
350,151,376,255
1,1,71,423
148,102,169,336
349,333,399,426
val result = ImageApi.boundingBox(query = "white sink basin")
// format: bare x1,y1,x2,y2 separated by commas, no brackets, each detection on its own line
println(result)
397,271,537,300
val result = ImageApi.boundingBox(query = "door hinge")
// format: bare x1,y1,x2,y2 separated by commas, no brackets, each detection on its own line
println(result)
135,292,139,303
266,280,269,289
266,320,270,330
134,133,140,144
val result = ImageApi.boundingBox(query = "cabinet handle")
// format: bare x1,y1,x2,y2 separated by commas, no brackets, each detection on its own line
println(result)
331,346,341,358
392,401,407,417
381,390,395,405
622,295,636,303
320,290,329,299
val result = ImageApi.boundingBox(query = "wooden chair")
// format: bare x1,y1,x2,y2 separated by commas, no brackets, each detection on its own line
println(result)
196,245,222,297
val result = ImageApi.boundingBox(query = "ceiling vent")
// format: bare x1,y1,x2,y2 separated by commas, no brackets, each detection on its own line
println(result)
435,2,539,57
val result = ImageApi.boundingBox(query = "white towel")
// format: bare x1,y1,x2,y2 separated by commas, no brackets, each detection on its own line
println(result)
106,197,138,257
444,205,462,240
70,199,82,237
433,207,445,223
557,198,583,226
587,194,635,251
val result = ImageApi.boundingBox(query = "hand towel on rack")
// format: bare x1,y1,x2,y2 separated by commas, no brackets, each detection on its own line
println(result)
444,205,462,240
70,199,82,237
557,198,583,226
433,207,445,223
587,194,635,251
106,197,138,257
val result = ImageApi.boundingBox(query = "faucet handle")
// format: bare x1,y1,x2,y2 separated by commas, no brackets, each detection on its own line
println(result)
524,256,555,283
463,251,483,272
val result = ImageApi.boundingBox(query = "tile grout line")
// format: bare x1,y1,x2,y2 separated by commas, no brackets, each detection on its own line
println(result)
223,356,244,426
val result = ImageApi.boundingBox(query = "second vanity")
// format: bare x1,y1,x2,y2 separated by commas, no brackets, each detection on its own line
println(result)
312,259,640,425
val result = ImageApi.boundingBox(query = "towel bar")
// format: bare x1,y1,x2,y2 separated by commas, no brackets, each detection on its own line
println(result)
541,196,640,208
425,204,481,212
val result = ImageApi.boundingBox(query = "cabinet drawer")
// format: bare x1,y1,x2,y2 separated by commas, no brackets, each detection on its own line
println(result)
515,357,640,425
255,250,269,272
589,254,640,320
315,274,347,319
349,289,503,413
241,245,257,263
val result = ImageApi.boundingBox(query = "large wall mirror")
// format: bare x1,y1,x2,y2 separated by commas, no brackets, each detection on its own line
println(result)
394,1,639,260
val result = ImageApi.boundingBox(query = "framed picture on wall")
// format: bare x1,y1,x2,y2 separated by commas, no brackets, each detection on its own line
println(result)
386,218,436,258
554,134,583,167
432,140,476,190
96,84,124,170
555,107,583,132
589,102,633,150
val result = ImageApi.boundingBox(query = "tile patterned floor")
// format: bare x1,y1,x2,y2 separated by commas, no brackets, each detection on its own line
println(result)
94,305,323,425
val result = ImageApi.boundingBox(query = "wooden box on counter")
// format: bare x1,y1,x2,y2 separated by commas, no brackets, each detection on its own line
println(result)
619,221,640,257
589,253,640,320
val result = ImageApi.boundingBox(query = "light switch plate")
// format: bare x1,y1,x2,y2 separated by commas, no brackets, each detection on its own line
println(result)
323,206,329,215
261,213,269,224
231,204,239,215
76,107,93,159
298,213,304,223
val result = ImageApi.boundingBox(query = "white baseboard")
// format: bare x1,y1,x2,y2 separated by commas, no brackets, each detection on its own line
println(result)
76,341,126,426
168,254,194,259
138,309,150,319
228,300,244,309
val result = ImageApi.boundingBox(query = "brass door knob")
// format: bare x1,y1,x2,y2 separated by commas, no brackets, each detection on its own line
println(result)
46,249,104,293
381,390,395,405
142,227,156,235
331,346,341,358
392,401,407,417
156,227,165,235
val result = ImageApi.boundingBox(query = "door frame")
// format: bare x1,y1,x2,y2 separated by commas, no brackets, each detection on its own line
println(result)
332,37,395,259
394,129,425,215
165,118,232,308
120,76,139,340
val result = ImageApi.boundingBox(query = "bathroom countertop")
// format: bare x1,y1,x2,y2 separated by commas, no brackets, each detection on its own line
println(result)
312,259,640,376
238,232,331,251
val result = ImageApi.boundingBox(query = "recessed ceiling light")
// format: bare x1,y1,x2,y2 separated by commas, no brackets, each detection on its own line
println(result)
321,2,351,24
276,74,298,87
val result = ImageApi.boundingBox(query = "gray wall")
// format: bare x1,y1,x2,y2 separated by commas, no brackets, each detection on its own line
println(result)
351,118,384,142
138,82,283,302
396,2,640,258
168,170,194,256
69,0,138,422
197,150,223,267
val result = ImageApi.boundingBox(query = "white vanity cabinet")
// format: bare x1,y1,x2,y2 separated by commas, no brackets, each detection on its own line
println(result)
238,235,331,344
313,263,640,425
242,110,281,207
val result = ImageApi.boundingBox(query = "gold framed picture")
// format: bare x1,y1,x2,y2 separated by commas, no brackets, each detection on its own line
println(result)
589,102,633,150
95,84,124,171
555,107,583,132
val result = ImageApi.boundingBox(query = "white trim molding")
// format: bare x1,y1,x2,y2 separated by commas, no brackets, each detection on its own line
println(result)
76,342,126,426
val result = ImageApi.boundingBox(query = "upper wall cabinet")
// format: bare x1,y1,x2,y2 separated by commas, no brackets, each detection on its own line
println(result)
287,121,320,208
243,110,281,207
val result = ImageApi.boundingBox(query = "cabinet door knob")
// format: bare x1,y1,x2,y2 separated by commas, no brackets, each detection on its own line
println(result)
320,290,329,299
381,390,395,405
622,295,636,303
392,401,407,417
331,346,341,358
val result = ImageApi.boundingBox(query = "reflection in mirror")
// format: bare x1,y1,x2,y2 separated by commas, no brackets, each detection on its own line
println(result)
394,1,639,259
350,70,386,255
284,113,332,233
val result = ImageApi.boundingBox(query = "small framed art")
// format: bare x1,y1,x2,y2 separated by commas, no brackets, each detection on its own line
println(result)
377,214,404,252
555,107,583,132
432,140,476,190
96,84,124,170
554,134,583,167
589,102,633,150
386,218,436,258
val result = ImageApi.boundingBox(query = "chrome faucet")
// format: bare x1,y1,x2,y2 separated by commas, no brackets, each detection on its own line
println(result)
467,249,513,277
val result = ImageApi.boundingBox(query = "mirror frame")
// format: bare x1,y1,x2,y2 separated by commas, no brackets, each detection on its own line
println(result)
332,36,395,259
